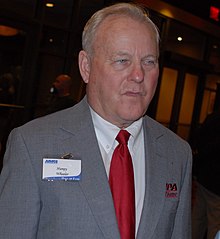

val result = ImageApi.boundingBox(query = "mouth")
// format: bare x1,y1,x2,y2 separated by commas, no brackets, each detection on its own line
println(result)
124,91,145,97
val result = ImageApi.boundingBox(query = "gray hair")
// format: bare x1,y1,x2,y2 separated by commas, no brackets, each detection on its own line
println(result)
82,2,160,56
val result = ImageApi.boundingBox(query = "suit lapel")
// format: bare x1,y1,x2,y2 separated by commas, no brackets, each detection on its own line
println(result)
58,98,120,239
137,118,167,238
56,98,167,238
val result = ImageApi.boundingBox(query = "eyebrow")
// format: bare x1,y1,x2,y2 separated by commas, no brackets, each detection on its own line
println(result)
111,51,158,60
111,51,130,57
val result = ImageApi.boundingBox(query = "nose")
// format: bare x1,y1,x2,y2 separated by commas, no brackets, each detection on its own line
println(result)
129,63,144,83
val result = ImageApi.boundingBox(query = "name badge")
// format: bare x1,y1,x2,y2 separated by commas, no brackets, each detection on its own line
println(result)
42,158,81,181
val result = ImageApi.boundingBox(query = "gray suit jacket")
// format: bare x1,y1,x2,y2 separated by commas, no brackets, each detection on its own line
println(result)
0,97,192,239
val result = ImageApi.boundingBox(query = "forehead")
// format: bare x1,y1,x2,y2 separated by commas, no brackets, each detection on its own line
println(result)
98,14,154,35
94,15,158,54
96,15,156,44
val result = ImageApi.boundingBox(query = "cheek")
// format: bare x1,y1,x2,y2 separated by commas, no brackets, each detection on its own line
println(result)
147,71,159,92
90,75,115,101
101,81,118,102
152,77,158,92
101,73,121,94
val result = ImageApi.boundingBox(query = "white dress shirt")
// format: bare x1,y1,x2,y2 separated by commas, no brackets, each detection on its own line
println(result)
90,108,145,234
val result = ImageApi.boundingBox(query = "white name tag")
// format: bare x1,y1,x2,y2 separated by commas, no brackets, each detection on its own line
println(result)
42,158,81,181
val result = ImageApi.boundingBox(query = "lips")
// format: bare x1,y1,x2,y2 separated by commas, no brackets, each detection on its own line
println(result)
123,89,145,97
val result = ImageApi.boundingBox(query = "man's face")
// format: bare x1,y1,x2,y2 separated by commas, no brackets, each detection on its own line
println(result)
79,16,159,128
53,76,63,91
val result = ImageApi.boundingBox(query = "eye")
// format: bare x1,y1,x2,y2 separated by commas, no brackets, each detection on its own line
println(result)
148,60,156,65
115,58,129,64
142,57,158,67
144,59,155,65
112,57,131,70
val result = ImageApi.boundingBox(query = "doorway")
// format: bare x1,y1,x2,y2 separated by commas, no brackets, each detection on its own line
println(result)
155,56,217,141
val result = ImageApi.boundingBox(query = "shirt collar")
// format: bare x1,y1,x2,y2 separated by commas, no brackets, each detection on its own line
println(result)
90,107,143,153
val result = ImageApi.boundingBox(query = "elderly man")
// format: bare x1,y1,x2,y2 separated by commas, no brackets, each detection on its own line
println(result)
0,3,192,239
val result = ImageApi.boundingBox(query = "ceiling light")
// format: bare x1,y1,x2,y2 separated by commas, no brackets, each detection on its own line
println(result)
177,36,183,41
46,3,54,8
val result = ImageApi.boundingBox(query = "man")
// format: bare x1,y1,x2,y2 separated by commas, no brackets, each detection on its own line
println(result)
0,3,192,239
192,110,220,239
46,74,77,114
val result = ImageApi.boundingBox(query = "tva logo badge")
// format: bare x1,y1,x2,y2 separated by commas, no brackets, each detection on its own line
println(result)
165,183,178,198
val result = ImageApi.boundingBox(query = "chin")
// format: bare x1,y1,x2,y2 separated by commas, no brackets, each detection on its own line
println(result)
121,111,144,122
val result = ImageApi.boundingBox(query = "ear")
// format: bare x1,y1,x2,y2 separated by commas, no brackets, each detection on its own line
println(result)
78,50,91,83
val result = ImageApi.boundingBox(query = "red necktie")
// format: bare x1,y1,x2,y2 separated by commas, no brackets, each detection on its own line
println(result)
109,129,135,239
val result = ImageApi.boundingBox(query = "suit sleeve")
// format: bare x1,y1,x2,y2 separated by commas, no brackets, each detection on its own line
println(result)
171,142,192,239
0,128,40,239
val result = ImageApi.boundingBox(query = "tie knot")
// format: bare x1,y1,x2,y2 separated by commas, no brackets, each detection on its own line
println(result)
116,130,130,145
